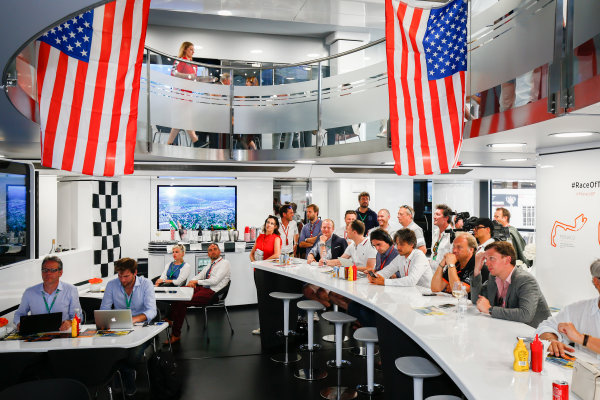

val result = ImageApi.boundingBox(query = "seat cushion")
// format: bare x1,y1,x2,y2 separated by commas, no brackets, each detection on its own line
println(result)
353,327,378,343
297,300,325,311
395,356,442,378
321,311,356,324
269,292,303,300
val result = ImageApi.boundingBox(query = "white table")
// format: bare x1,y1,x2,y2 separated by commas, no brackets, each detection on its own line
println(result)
252,259,588,400
0,323,168,353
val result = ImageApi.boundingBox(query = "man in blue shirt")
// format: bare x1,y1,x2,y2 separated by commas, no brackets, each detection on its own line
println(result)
298,203,322,258
14,255,81,331
100,257,156,396
100,258,157,323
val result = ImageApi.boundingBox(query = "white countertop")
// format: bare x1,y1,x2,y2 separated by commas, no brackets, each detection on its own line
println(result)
252,259,586,400
78,278,193,302
0,323,168,353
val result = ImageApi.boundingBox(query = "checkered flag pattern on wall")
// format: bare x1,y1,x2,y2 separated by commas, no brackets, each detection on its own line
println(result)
92,181,122,276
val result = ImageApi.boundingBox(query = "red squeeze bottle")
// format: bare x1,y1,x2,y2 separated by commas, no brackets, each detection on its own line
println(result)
530,334,543,372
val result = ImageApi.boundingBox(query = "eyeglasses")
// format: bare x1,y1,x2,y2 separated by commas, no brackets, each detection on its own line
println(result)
473,226,486,230
41,268,60,273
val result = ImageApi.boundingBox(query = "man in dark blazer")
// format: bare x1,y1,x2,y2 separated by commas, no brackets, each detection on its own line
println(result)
306,219,348,264
304,219,348,308
471,241,550,328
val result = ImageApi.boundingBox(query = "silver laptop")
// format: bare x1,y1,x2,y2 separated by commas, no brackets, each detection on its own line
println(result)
338,258,354,268
94,309,133,330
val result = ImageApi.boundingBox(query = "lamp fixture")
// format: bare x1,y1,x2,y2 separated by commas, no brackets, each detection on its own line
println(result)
295,160,316,164
486,143,526,149
459,163,482,167
217,10,232,16
548,131,598,138
250,49,263,54
501,158,528,162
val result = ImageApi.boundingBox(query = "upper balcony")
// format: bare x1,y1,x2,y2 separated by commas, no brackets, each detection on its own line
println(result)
3,0,600,168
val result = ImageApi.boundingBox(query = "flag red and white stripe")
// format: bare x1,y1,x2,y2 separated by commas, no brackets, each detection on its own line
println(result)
36,0,150,176
386,0,467,176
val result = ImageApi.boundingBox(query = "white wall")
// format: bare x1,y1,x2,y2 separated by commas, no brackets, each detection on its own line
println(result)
535,149,600,307
121,176,274,259
38,175,57,255
432,181,476,217
57,180,94,251
146,25,328,64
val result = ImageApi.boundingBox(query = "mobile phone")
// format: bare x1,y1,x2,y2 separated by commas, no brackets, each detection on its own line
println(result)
367,270,377,278
422,293,437,296
437,303,456,309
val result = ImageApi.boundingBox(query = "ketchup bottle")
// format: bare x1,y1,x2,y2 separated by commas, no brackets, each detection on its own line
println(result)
530,334,543,372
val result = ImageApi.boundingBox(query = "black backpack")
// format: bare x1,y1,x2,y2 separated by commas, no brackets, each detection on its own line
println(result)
148,350,182,400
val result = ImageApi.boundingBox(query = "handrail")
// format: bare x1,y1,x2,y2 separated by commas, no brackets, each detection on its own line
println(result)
144,37,386,71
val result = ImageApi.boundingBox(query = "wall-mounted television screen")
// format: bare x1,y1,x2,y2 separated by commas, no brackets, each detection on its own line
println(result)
157,185,237,231
0,161,34,267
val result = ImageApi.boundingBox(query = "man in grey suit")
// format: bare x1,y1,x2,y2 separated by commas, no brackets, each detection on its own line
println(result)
471,241,550,328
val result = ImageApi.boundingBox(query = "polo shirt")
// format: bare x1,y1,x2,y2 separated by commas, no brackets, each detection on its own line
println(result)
342,237,377,267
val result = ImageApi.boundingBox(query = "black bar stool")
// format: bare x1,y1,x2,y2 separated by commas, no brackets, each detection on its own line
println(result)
269,291,303,364
295,300,327,381
320,311,357,400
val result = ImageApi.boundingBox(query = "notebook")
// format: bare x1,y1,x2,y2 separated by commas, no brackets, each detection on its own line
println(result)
94,309,133,330
19,312,62,335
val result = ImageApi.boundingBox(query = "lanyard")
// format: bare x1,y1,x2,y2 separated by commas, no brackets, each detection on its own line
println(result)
357,212,367,222
403,258,413,277
309,222,317,236
281,223,290,246
42,289,60,313
206,257,222,279
379,250,392,270
122,286,133,309
167,262,183,279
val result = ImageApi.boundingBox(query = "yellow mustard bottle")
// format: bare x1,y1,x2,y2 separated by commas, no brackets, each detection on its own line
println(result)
71,318,78,338
513,339,529,371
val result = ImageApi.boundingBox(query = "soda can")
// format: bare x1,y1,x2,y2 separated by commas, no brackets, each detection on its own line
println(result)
552,380,569,400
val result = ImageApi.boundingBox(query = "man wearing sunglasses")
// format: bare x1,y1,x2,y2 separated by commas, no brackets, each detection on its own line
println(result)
14,255,82,331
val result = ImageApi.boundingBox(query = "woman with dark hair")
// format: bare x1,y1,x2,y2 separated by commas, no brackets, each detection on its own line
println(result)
250,215,282,261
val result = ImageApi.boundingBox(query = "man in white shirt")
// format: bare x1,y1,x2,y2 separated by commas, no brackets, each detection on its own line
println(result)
369,228,433,288
473,217,495,269
536,259,600,358
328,220,377,310
327,220,376,271
397,205,426,253
334,210,357,244
278,204,299,256
166,243,231,344
368,209,395,236
430,204,453,272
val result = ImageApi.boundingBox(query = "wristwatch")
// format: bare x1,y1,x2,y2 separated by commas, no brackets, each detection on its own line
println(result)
488,306,494,315
448,264,456,269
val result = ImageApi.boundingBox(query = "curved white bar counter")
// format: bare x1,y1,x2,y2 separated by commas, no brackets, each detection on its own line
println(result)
252,260,582,400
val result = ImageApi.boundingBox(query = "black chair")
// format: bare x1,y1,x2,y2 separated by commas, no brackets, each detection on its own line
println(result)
185,281,234,341
0,378,91,400
47,348,128,400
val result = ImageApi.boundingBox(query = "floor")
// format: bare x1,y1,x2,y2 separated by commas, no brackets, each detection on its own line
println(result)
143,305,386,400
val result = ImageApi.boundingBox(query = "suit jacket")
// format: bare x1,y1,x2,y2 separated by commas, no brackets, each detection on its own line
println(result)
311,234,348,262
471,266,550,328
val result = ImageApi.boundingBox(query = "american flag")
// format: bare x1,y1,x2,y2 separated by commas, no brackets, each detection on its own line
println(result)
386,0,467,176
36,0,150,176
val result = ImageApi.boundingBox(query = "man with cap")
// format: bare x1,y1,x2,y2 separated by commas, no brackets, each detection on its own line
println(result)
536,259,600,357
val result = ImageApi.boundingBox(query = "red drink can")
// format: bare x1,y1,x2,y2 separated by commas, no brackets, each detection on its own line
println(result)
552,380,569,400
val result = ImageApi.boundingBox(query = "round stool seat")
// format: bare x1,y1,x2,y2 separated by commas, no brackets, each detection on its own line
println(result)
298,300,326,311
353,327,378,343
395,356,442,379
322,311,356,324
269,292,303,300
425,396,462,400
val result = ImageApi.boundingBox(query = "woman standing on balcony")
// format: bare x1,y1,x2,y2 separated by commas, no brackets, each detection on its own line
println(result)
167,41,201,147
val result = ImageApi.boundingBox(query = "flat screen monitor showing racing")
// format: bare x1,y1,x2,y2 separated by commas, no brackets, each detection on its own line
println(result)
157,185,237,231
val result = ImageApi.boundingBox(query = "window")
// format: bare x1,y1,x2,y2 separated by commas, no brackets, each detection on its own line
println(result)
522,206,535,227
490,181,536,230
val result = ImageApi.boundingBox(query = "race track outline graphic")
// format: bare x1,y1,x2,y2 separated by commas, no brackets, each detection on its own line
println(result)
550,213,587,247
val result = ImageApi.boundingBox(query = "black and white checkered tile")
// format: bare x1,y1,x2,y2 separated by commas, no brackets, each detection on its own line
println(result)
92,181,122,277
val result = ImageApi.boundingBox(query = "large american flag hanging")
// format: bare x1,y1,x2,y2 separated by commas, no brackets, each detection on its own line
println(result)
386,0,467,176
36,0,150,176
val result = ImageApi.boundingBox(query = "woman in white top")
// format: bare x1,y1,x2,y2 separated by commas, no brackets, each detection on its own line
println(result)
155,244,192,287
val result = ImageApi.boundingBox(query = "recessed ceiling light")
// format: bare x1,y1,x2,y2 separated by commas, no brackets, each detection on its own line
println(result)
381,161,395,165
0,154,5,158
539,164,554,169
548,132,598,138
218,10,232,16
459,163,482,167
250,49,263,54
251,63,261,67
285,77,295,80
295,160,316,164
486,143,526,148
307,53,320,58
501,158,528,162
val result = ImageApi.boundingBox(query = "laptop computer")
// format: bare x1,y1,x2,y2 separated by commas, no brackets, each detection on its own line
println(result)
94,309,133,330
338,258,354,268
19,312,62,335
